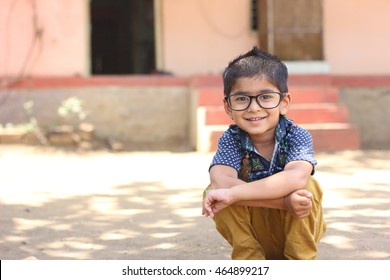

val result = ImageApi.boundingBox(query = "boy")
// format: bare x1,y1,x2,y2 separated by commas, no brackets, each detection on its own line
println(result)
202,47,326,260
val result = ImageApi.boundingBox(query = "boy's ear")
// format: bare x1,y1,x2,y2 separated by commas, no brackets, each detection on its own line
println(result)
223,99,234,120
280,92,291,115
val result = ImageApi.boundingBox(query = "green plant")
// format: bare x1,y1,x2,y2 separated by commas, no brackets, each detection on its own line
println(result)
0,100,48,145
57,97,87,122
23,100,48,145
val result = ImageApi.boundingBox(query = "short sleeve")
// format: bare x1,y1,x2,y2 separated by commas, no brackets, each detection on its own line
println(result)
210,129,242,173
286,126,317,173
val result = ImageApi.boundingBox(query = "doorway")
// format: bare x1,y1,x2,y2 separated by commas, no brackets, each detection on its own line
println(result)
257,0,323,61
90,0,156,74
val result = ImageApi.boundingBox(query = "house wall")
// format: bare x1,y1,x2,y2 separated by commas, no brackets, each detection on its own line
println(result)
162,0,390,76
1,0,390,77
0,0,89,77
159,0,257,76
323,0,390,75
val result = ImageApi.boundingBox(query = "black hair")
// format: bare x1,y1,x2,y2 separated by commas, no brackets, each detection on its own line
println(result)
222,47,288,96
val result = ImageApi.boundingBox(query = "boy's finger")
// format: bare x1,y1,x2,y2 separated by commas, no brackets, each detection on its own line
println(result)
204,201,214,216
204,206,214,218
299,198,312,208
297,189,313,198
299,197,311,206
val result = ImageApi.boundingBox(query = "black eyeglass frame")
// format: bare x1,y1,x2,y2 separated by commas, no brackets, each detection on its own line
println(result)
224,91,286,111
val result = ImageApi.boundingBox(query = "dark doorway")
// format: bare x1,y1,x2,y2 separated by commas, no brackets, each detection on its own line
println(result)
90,0,155,74
257,0,323,61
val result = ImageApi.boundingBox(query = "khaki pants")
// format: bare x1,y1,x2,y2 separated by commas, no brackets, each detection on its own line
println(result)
205,177,326,260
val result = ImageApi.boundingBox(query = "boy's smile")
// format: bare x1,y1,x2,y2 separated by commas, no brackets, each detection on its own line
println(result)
224,76,290,144
245,116,267,122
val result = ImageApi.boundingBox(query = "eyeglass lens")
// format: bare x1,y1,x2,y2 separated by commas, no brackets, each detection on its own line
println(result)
227,92,281,110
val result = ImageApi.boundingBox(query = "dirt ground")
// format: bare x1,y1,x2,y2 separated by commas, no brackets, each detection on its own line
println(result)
0,145,389,260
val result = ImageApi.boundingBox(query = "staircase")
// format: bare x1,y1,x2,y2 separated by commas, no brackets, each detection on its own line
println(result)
191,75,360,152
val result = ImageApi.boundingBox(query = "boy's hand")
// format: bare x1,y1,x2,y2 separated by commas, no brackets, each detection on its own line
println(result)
203,189,233,218
284,190,313,219
202,186,212,216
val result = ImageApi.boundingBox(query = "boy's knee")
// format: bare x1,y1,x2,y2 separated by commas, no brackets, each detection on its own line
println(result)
306,177,323,200
213,205,250,233
231,239,266,260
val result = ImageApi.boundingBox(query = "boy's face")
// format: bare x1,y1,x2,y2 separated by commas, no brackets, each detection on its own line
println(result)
224,76,291,142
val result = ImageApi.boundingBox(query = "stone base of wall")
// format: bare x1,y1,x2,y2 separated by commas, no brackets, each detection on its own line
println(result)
1,75,390,151
340,87,390,149
0,84,191,151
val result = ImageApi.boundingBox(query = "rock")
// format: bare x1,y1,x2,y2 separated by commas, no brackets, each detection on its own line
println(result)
47,125,75,146
0,128,26,143
78,122,94,142
78,141,93,150
107,138,124,152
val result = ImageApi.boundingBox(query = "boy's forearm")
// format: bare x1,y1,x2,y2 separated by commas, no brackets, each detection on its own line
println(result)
210,174,286,209
229,165,311,202
209,161,312,203
210,175,289,210
210,175,244,190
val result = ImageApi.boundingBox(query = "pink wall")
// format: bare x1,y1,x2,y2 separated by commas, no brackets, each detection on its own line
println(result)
323,0,390,75
1,0,390,77
0,0,88,77
162,0,390,76
160,0,257,76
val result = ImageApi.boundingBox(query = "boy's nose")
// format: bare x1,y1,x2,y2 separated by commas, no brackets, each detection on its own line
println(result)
248,98,262,111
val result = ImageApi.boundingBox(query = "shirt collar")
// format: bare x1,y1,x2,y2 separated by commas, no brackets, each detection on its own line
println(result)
235,115,292,153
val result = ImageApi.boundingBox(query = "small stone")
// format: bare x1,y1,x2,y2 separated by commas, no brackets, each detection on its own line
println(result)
78,122,94,141
107,138,124,152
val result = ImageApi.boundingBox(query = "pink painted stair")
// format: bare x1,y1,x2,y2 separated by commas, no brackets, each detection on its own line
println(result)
192,75,360,152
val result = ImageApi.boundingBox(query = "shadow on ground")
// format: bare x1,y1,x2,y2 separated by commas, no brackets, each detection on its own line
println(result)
0,181,230,260
316,151,390,259
0,146,389,260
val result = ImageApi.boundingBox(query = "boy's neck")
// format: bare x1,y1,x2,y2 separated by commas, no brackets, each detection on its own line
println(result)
249,127,276,145
249,128,276,158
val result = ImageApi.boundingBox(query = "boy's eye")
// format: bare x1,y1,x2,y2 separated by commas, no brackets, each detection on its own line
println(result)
234,96,249,102
259,94,275,100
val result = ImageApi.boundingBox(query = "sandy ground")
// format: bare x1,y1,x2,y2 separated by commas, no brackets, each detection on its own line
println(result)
0,145,389,260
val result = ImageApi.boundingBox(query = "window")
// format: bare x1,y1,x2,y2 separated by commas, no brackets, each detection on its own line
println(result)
251,0,258,31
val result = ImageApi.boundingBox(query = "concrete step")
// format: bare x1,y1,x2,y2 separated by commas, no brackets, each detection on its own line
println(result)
288,74,332,86
196,87,224,106
289,86,339,103
301,123,360,151
202,123,360,152
288,103,349,124
192,74,360,152
203,103,350,125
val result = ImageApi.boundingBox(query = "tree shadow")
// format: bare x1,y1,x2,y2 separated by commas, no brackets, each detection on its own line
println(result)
0,181,230,260
1,147,388,260
318,185,390,259
314,150,390,259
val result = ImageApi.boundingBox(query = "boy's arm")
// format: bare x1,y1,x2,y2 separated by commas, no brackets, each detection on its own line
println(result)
204,161,313,217
209,163,311,209
209,165,284,209
210,160,312,202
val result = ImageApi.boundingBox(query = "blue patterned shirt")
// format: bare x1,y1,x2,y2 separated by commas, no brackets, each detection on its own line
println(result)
210,117,316,182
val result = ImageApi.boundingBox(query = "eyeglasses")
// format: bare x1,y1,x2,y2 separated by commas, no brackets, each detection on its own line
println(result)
224,92,285,111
